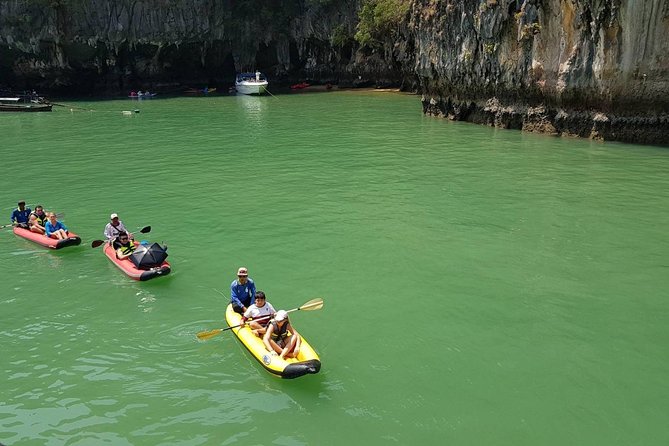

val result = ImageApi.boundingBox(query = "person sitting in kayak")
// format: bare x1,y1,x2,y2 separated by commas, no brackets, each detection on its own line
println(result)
104,213,132,241
230,267,256,314
240,291,276,336
44,213,69,240
113,231,136,260
28,205,48,234
28,214,45,234
31,205,48,225
263,310,301,359
10,200,31,229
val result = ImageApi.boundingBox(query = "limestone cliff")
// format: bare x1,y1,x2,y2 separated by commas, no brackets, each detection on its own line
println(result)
0,0,368,92
409,0,669,144
0,0,667,144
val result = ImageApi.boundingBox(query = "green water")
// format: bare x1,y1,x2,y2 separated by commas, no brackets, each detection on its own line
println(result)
1,91,668,445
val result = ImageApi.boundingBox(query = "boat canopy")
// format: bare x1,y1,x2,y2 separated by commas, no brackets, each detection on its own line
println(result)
236,72,267,81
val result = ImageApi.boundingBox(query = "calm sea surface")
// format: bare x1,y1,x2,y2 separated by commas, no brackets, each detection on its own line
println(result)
1,91,668,445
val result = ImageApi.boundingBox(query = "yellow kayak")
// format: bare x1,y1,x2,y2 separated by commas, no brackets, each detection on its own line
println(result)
225,304,321,379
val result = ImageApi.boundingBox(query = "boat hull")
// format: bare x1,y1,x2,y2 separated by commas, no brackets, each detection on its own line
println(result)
103,242,171,281
13,226,81,249
225,304,321,379
235,81,268,95
0,103,52,112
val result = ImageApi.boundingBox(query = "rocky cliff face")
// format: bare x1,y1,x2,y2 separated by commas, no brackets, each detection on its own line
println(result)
0,0,370,93
408,0,669,144
1,0,667,144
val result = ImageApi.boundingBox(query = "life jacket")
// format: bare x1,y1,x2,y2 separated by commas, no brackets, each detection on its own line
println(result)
117,240,135,255
31,211,47,226
270,320,289,342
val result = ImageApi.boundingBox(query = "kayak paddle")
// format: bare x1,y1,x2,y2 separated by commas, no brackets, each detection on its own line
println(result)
196,298,324,341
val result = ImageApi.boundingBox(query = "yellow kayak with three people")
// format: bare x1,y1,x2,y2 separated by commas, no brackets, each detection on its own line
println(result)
224,301,322,379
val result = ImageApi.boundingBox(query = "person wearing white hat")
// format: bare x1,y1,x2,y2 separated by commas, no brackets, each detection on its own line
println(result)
230,266,256,314
263,310,301,359
103,213,133,241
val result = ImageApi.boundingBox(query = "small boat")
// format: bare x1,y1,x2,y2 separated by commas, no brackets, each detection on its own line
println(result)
235,72,268,95
128,91,157,99
184,87,216,95
225,304,321,378
0,95,52,112
13,226,81,249
103,241,170,281
290,82,310,90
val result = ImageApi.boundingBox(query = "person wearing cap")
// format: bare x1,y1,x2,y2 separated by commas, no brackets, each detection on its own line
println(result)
230,267,256,314
263,310,301,359
240,291,276,336
104,213,133,241
10,201,32,228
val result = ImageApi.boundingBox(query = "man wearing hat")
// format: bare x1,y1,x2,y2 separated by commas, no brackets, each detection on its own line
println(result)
10,200,32,228
103,213,133,241
230,267,256,314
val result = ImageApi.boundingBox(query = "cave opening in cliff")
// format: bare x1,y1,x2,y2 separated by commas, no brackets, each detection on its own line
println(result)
255,42,278,75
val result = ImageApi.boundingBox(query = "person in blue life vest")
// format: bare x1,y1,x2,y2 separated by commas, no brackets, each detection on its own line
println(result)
263,310,301,359
230,267,256,314
44,212,68,240
240,291,276,336
28,205,48,234
10,200,31,228
113,231,136,260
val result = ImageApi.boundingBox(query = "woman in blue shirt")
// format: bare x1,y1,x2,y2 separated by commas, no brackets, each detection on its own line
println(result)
44,213,69,240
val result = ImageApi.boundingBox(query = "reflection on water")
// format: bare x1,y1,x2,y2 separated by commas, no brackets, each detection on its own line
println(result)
235,94,267,132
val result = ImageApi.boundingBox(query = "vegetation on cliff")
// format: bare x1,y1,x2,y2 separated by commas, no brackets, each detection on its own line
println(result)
355,0,410,48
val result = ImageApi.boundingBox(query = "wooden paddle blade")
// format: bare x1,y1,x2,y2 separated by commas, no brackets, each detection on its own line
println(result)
91,240,105,248
196,328,223,340
139,225,151,234
299,298,324,311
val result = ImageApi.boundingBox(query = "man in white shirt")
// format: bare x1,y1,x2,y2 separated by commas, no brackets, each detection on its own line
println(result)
240,291,276,336
104,213,133,241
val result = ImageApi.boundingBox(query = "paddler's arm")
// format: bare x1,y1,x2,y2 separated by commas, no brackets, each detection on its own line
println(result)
230,284,247,312
116,247,132,260
293,328,301,354
263,325,276,354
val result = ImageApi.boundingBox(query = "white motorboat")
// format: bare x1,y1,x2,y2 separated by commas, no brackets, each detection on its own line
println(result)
235,71,268,95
